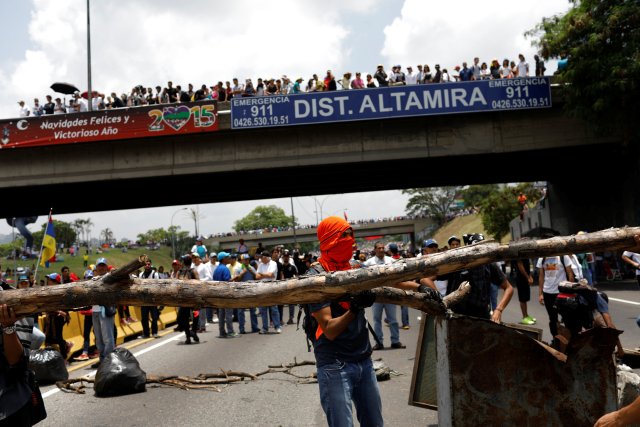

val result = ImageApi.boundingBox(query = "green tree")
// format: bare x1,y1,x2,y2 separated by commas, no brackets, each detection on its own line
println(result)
234,205,295,232
460,184,500,209
32,220,77,249
137,228,169,245
478,183,541,241
526,0,640,139
402,187,461,226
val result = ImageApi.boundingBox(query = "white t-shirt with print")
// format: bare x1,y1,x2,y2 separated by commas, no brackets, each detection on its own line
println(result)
536,255,574,293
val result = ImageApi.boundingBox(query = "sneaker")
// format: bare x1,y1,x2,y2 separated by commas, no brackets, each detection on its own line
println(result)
391,342,406,349
127,317,137,323
372,343,385,351
227,332,240,338
521,316,536,325
120,319,128,326
152,334,160,339
88,351,100,359
258,330,267,335
275,328,282,334
287,319,294,325
402,325,410,330
217,334,228,339
74,353,89,361
90,361,101,369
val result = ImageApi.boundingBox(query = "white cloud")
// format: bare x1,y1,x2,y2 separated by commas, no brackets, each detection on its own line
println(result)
380,0,569,71
0,0,375,118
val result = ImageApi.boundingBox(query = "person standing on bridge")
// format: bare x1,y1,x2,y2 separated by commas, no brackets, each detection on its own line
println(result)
308,216,437,426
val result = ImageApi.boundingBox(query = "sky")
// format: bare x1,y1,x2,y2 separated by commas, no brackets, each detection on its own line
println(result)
0,0,570,242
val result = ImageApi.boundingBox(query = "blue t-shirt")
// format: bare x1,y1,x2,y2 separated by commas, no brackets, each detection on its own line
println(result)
213,264,231,281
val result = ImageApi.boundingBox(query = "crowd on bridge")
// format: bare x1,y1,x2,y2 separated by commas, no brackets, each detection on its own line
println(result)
210,214,430,238
15,53,547,118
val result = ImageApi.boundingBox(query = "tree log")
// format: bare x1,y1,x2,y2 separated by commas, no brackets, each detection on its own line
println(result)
2,226,639,317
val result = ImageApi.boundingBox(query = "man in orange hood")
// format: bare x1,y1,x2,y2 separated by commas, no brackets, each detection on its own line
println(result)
308,216,431,426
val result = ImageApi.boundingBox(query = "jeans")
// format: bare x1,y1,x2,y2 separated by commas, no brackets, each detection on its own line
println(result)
218,308,235,335
141,306,159,336
31,324,45,350
317,357,383,427
92,311,115,361
400,306,409,327
372,303,399,345
238,308,259,333
206,307,215,322
260,306,281,332
199,308,208,329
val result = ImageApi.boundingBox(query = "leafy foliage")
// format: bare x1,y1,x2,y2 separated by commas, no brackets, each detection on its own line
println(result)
32,220,77,249
402,187,461,226
460,184,500,209
526,0,640,138
478,183,541,241
234,205,295,233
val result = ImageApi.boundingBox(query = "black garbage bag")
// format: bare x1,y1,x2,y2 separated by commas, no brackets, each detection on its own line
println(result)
29,347,69,384
94,348,146,397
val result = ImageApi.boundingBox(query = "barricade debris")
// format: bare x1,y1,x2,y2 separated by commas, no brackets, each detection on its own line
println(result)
29,348,68,383
94,348,146,397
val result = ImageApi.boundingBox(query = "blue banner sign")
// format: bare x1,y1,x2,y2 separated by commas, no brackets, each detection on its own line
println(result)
231,77,551,129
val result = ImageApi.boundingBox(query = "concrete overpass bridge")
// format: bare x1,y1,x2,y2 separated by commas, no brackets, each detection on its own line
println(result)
208,217,434,251
0,81,635,237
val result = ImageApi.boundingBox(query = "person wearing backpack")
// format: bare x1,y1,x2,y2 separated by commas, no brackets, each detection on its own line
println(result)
139,260,160,338
536,255,575,346
307,216,437,427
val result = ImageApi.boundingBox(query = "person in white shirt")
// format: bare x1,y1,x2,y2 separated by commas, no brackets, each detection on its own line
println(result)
536,255,575,344
256,251,282,333
17,100,30,117
516,54,529,78
364,242,404,350
622,250,640,288
191,253,212,332
405,66,417,85
204,252,219,324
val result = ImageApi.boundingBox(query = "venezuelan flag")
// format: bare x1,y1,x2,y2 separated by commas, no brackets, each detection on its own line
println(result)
40,217,56,267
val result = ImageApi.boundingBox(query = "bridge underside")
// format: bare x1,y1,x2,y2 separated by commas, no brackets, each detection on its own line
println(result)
0,142,625,219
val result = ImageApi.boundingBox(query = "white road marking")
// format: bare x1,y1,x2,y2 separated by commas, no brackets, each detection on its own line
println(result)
42,334,181,399
609,297,640,306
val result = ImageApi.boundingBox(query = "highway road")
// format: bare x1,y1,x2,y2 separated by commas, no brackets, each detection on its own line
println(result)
37,279,640,426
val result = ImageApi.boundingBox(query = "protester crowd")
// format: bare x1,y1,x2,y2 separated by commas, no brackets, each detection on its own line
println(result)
15,54,547,118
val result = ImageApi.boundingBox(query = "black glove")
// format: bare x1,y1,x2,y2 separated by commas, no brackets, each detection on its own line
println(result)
417,285,442,301
349,290,376,313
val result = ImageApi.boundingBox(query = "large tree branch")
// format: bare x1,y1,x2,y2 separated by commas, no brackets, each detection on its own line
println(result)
2,227,639,316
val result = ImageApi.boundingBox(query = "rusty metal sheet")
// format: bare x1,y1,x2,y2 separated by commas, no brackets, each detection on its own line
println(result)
436,316,619,427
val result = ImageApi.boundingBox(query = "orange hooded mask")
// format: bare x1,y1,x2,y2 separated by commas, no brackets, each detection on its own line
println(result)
317,216,355,272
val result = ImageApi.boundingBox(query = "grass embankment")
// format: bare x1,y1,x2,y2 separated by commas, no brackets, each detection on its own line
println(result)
431,213,511,246
4,247,174,280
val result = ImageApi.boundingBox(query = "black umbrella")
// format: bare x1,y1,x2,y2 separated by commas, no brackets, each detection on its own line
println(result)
50,82,80,95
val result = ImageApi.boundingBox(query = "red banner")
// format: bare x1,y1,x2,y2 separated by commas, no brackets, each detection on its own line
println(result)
0,101,219,149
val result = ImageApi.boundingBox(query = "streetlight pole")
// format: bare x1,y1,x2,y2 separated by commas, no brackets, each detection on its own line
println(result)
171,207,188,260
86,0,93,112
290,197,297,247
